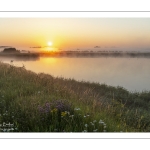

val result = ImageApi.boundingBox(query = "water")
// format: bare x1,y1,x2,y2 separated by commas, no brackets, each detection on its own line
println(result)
1,55,150,92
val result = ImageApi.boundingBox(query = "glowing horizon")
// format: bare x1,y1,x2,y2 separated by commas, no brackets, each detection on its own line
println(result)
1,18,150,51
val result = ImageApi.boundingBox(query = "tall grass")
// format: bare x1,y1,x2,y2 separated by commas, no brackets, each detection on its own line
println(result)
0,61,150,132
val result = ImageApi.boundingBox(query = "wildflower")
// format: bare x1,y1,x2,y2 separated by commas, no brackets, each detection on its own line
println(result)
90,122,94,126
85,124,88,128
3,128,7,132
7,129,10,132
74,108,81,111
82,130,87,132
86,114,90,117
45,102,50,109
65,111,70,115
93,120,97,123
61,111,67,117
93,129,98,132
99,120,104,124
69,115,74,118
104,125,107,129
51,108,57,113
84,115,86,118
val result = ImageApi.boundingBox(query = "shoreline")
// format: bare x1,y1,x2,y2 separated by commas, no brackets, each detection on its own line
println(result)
1,51,150,58
0,61,150,132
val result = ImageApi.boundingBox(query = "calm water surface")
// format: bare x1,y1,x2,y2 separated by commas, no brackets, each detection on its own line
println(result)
1,56,150,92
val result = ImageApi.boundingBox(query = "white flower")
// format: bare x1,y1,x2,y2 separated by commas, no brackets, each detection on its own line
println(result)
74,108,81,111
3,128,7,132
93,120,97,123
85,124,88,128
90,122,94,126
69,115,74,118
65,111,70,115
82,130,87,132
99,120,104,124
93,129,98,132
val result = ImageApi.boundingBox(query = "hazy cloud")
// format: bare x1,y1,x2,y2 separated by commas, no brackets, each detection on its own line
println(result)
30,46,42,48
0,46,12,48
94,46,101,48
30,46,51,48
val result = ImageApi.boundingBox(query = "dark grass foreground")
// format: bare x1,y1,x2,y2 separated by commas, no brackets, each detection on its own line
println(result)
0,61,150,132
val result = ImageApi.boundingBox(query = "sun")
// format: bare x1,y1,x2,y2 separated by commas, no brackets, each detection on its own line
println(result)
47,41,53,46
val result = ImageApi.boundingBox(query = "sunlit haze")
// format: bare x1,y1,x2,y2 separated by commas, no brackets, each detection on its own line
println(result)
1,18,150,52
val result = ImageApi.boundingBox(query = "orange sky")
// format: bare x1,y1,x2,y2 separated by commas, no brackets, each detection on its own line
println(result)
0,18,150,51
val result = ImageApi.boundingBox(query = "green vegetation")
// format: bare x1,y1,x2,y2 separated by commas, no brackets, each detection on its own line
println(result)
0,61,150,132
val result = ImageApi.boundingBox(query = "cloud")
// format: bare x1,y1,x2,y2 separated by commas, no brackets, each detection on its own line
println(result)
94,46,101,48
30,46,42,48
0,46,12,48
30,46,51,48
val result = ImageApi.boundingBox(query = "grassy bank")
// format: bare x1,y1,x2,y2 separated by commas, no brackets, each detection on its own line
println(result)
0,61,150,132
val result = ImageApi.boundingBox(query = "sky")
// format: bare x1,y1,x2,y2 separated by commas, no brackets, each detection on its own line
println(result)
0,18,150,51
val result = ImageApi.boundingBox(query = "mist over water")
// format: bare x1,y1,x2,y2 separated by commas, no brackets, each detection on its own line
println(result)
1,46,150,53
1,54,150,92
